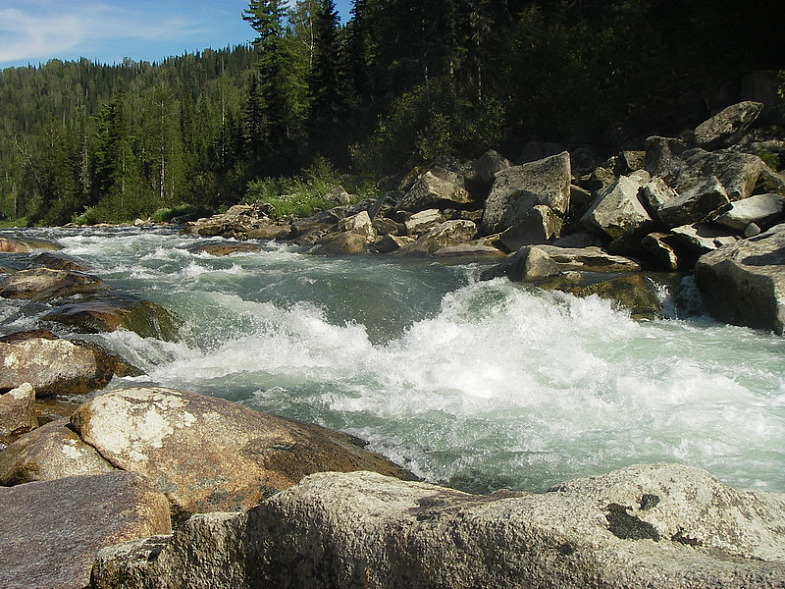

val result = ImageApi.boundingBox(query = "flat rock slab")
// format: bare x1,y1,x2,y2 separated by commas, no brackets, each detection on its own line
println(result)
695,222,785,333
536,245,641,272
71,387,415,517
92,464,785,589
0,472,171,589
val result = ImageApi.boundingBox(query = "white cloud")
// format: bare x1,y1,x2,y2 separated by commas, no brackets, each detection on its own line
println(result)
0,1,213,66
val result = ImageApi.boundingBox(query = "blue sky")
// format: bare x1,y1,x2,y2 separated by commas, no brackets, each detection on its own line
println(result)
0,0,352,69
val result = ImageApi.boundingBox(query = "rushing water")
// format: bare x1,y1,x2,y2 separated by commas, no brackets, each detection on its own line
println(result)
3,225,785,493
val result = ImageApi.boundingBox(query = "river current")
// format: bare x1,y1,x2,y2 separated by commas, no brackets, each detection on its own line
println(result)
3,226,785,493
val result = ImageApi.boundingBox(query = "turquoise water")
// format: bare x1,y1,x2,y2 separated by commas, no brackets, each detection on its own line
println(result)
3,226,785,493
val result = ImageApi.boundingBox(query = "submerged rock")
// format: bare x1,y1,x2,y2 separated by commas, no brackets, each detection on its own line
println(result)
0,267,106,300
92,465,785,589
695,223,785,333
186,242,263,256
70,387,415,518
0,472,171,589
0,237,61,253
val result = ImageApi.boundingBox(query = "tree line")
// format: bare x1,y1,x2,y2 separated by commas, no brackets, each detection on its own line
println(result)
0,0,782,225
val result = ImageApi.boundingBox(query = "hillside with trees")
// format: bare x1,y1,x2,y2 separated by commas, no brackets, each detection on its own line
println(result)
0,0,783,226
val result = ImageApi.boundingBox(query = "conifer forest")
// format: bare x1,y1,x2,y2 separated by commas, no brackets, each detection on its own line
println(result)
0,0,782,226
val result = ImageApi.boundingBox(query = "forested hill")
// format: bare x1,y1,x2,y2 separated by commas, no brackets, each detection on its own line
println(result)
1,0,783,226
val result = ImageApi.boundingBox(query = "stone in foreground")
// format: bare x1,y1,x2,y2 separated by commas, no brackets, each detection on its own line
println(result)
70,387,415,517
0,472,171,589
92,464,785,588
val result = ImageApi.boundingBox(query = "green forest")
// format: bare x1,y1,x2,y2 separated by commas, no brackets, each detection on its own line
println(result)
0,0,783,226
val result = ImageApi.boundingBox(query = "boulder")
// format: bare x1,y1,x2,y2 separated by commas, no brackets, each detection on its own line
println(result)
668,223,739,269
482,152,571,234
0,267,106,300
695,223,785,333
0,331,121,397
337,210,376,242
0,472,171,589
70,387,414,517
641,233,680,271
560,274,664,318
399,167,471,212
186,242,263,256
374,234,415,254
0,418,115,485
0,237,61,253
499,205,563,251
480,245,561,282
693,101,764,150
581,175,654,240
714,193,785,232
644,136,689,183
244,223,293,241
31,251,91,272
185,204,276,239
536,245,641,272
43,295,180,341
92,465,785,589
474,149,511,185
404,220,478,255
0,383,37,443
674,148,769,201
311,231,369,255
656,176,731,228
323,185,353,205
404,209,446,236
640,178,678,216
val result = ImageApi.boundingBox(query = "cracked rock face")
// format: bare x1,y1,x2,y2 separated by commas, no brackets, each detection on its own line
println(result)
92,464,785,589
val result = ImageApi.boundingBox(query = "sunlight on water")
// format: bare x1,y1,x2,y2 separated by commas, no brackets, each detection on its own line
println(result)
6,227,785,493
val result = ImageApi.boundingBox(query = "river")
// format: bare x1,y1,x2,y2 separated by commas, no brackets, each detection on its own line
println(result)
2,225,785,494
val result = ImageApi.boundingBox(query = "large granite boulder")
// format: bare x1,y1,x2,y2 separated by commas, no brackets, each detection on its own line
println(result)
714,192,785,232
0,331,122,397
656,175,731,228
692,101,764,150
499,204,563,251
70,387,414,517
674,149,769,201
311,231,370,255
92,464,785,589
695,223,785,333
404,209,446,236
473,149,512,185
581,174,654,240
536,245,641,272
399,167,471,212
482,152,571,234
0,472,171,589
0,418,115,485
480,245,561,282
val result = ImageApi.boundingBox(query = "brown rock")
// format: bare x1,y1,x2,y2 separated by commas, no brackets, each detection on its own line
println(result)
70,387,415,517
0,472,171,589
0,418,115,485
0,268,106,300
187,242,263,256
0,383,37,443
0,237,61,253
0,331,119,397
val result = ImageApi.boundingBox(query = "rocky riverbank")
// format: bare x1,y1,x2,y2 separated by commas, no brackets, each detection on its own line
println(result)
2,101,785,588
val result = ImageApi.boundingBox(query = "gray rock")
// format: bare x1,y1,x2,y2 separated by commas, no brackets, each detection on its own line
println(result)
714,193,785,231
669,223,739,269
480,245,561,282
373,234,415,254
695,223,785,333
482,152,571,234
404,209,446,236
0,383,37,442
337,210,376,242
473,149,511,185
187,243,263,256
581,175,654,240
693,101,764,150
641,233,680,271
0,472,171,589
92,465,785,589
399,167,470,212
0,418,115,485
675,148,769,201
640,178,678,215
70,387,414,517
656,176,731,228
536,245,641,272
404,220,477,255
311,232,369,255
0,331,120,397
559,274,664,319
644,136,689,182
499,205,563,251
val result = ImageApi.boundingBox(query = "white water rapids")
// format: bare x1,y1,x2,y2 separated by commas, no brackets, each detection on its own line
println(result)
3,226,785,493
